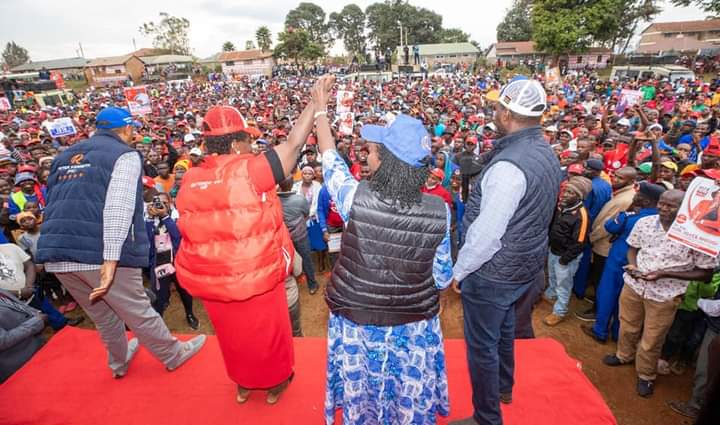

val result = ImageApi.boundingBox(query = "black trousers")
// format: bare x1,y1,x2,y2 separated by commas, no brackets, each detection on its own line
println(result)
151,273,194,317
661,308,707,362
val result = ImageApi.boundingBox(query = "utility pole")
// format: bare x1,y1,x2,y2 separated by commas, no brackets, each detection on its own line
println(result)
78,42,85,58
398,21,404,49
132,38,137,52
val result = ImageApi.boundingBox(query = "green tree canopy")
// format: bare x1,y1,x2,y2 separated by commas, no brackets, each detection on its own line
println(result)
365,0,444,52
496,0,533,42
274,27,324,64
610,0,661,54
531,0,620,57
256,26,273,52
285,2,328,47
329,4,367,56
439,28,470,43
222,41,236,52
245,40,256,50
139,12,191,55
2,41,30,69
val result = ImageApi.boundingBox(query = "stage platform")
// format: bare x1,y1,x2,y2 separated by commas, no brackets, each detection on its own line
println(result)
1,327,616,425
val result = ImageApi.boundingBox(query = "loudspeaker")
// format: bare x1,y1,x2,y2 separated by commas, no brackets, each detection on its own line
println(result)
398,65,414,73
359,64,379,72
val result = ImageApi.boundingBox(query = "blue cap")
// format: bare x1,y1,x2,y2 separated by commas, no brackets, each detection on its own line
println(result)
95,107,141,129
360,114,431,167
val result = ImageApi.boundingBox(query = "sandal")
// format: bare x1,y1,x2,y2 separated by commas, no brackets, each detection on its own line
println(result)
266,373,294,405
236,386,250,404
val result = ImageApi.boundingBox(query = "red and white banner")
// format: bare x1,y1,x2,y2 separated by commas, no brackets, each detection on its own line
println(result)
124,86,152,116
668,177,720,257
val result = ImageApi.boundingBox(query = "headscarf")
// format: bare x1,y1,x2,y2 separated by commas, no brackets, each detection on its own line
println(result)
438,150,456,189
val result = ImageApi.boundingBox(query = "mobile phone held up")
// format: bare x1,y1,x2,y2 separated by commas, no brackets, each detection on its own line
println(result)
152,195,164,210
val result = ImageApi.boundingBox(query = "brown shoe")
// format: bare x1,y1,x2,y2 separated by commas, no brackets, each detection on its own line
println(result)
236,386,250,404
580,324,606,344
543,313,564,326
266,373,294,405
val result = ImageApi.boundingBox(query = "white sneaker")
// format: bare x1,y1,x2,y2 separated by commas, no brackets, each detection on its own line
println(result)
112,338,140,379
657,359,671,376
167,335,207,372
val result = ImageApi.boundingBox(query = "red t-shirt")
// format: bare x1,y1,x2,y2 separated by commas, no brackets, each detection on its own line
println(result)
421,184,453,209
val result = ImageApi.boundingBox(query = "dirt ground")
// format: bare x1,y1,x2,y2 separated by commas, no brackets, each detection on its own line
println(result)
65,270,696,425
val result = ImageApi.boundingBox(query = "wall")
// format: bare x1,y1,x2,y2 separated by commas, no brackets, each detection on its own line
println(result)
421,53,477,68
221,58,274,77
638,30,720,53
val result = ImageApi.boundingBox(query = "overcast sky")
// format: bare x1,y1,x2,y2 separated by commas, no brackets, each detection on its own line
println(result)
0,0,708,61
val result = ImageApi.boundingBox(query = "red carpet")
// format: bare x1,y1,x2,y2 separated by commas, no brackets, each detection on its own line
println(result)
0,327,616,425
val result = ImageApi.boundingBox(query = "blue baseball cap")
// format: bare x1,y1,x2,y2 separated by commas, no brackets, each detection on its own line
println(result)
360,114,431,167
95,107,141,129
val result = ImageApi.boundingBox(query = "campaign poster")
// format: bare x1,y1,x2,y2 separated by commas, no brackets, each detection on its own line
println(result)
50,71,65,89
0,97,10,111
545,67,561,88
616,89,642,114
336,90,354,113
47,117,77,138
668,177,720,257
124,86,152,116
338,112,354,136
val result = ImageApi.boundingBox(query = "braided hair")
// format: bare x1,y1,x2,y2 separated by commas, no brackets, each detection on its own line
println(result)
369,145,430,207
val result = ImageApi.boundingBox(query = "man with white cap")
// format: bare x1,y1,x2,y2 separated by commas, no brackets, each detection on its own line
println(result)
450,77,562,425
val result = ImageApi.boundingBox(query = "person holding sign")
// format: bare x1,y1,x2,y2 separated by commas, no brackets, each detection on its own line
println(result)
603,190,720,398
314,75,453,425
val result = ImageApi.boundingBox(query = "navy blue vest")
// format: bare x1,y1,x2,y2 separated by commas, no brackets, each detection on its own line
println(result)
462,126,562,284
36,130,149,268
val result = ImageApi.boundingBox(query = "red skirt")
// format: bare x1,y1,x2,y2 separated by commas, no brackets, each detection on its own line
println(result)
202,282,294,389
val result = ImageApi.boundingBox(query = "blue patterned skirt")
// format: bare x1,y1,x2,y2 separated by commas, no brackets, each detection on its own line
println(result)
324,313,450,425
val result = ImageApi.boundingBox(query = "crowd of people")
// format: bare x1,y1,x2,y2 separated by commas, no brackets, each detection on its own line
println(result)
1,64,720,425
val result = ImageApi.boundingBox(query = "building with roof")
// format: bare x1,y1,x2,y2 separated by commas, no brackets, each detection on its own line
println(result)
84,55,145,86
11,57,89,77
140,54,194,79
219,50,274,77
486,42,612,70
416,42,480,68
637,19,720,54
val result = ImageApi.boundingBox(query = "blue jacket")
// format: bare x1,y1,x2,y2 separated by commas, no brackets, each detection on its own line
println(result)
37,130,149,268
585,177,612,223
317,185,332,233
604,208,657,265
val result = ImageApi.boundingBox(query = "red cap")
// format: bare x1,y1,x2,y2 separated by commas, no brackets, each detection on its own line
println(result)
568,164,585,175
700,168,720,180
559,150,573,159
705,136,720,156
202,106,261,137
430,168,445,181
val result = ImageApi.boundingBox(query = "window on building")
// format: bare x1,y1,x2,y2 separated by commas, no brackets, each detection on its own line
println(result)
597,55,603,63
449,54,457,58
115,69,122,74
577,56,583,63
225,61,235,66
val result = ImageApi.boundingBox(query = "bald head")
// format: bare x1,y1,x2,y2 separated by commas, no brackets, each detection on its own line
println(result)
662,189,685,205
613,167,637,190
658,189,685,227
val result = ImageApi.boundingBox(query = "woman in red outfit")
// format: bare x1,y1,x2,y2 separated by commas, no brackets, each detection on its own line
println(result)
175,95,318,404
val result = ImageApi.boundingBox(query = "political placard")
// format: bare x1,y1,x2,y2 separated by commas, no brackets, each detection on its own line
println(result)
0,97,10,111
616,89,643,114
336,90,354,113
47,117,77,138
668,177,720,257
124,86,152,116
338,112,354,136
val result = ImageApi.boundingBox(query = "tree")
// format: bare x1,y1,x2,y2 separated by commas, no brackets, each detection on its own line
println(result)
609,1,661,54
531,0,621,57
439,28,470,43
256,26,273,52
245,40,256,50
496,0,533,42
222,41,236,52
365,1,444,52
139,12,191,55
285,2,328,47
274,28,324,64
671,0,720,14
1,41,29,69
328,4,367,56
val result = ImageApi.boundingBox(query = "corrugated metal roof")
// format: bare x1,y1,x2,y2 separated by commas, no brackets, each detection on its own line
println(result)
417,43,479,56
644,19,720,34
219,50,274,62
11,57,88,72
141,55,194,65
495,41,536,55
87,55,137,67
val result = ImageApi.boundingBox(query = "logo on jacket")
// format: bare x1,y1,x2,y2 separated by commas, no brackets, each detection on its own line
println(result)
70,154,84,165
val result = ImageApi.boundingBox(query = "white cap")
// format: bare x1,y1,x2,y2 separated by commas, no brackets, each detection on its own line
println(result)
617,118,631,127
648,123,663,131
544,125,558,133
183,133,196,143
484,122,497,132
189,147,203,156
498,77,547,117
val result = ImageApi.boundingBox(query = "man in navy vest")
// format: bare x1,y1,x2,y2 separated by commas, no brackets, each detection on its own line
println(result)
450,78,562,425
37,107,206,378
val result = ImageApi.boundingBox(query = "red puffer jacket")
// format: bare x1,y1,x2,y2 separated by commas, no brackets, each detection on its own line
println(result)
175,154,294,302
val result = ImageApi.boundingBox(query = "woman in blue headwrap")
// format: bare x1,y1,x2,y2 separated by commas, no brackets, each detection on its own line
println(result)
435,151,456,190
